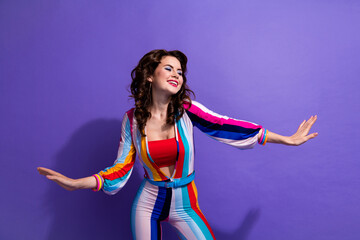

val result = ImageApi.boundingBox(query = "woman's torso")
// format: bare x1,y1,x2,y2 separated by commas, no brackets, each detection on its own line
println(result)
145,117,177,177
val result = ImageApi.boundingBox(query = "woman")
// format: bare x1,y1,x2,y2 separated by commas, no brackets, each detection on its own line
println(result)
38,49,318,239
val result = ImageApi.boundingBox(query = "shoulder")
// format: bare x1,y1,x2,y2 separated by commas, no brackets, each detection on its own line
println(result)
183,99,210,115
126,108,135,118
121,108,135,127
183,99,202,111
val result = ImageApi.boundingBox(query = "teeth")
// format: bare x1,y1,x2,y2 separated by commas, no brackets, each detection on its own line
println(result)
168,81,178,86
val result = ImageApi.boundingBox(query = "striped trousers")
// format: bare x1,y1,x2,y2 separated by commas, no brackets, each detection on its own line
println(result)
131,179,216,240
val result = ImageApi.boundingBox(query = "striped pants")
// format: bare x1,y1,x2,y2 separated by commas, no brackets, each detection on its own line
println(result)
131,179,216,240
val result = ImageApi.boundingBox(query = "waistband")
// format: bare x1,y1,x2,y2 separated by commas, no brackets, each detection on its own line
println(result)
145,171,195,188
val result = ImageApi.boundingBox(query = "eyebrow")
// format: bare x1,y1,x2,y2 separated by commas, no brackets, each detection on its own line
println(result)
165,64,182,71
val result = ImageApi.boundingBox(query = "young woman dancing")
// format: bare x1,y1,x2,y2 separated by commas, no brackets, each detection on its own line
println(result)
38,49,318,240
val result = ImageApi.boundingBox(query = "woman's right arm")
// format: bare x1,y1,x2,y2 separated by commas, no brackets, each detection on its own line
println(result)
37,167,101,191
38,110,136,194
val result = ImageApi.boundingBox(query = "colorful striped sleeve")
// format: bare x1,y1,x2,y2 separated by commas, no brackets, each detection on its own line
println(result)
184,100,267,149
97,111,136,195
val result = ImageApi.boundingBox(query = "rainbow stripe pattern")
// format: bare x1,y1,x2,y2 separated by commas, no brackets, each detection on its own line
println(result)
97,100,266,195
131,178,216,239
96,100,266,238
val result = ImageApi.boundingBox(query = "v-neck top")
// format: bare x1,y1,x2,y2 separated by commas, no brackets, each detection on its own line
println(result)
97,100,267,195
147,137,177,168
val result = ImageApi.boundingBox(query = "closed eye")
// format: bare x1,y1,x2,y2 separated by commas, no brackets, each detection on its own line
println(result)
164,65,182,76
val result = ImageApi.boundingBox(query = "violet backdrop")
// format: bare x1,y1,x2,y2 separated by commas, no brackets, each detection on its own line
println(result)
1,0,359,239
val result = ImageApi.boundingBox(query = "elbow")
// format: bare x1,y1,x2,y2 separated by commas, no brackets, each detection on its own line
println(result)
103,189,120,196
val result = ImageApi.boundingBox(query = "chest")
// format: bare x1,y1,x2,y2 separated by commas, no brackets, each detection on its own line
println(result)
145,118,176,141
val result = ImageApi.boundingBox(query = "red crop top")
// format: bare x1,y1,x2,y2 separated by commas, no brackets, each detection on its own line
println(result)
148,137,177,168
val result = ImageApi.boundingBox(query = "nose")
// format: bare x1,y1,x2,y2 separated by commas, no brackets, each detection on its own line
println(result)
172,70,179,79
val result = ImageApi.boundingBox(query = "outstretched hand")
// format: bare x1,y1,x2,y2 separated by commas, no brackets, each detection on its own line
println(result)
288,115,318,146
37,167,78,191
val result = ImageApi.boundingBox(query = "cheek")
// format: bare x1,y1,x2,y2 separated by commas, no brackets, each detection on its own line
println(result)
158,69,170,78
152,70,165,82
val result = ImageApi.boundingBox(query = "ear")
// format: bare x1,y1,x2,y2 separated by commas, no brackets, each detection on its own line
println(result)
147,76,153,83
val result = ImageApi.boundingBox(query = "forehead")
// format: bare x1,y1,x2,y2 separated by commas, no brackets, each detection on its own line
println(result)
160,56,181,69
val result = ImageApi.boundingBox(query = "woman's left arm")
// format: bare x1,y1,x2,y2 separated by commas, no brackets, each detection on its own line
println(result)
262,115,318,146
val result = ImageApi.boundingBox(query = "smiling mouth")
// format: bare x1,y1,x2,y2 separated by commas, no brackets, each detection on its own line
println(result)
167,80,178,87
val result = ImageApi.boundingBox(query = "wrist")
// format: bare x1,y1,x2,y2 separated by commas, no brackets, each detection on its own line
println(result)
91,174,103,192
258,128,268,145
72,179,82,190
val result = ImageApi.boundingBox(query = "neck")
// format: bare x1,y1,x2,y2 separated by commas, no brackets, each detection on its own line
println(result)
149,90,172,120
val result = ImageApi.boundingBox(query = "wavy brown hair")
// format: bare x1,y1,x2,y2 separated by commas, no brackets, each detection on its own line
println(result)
130,49,195,136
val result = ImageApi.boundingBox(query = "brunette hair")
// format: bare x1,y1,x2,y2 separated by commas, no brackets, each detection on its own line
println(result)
130,49,194,136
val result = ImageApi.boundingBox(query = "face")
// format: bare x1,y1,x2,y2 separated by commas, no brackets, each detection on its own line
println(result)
147,56,183,97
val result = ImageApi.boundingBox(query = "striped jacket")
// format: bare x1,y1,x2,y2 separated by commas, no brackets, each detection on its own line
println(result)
98,100,267,195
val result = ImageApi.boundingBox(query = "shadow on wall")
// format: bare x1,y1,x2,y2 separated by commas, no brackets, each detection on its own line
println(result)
43,119,260,240
162,208,261,240
211,208,261,240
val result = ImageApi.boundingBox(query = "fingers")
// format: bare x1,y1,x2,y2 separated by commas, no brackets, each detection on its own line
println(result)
292,115,318,145
45,175,76,191
37,167,52,176
37,167,64,178
297,115,317,130
46,175,58,180
310,115,317,126
305,115,317,133
300,115,318,132
307,115,317,126
297,120,306,131
38,167,76,191
306,132,319,140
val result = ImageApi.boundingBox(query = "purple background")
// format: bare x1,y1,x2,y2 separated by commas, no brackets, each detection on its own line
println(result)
1,0,360,239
